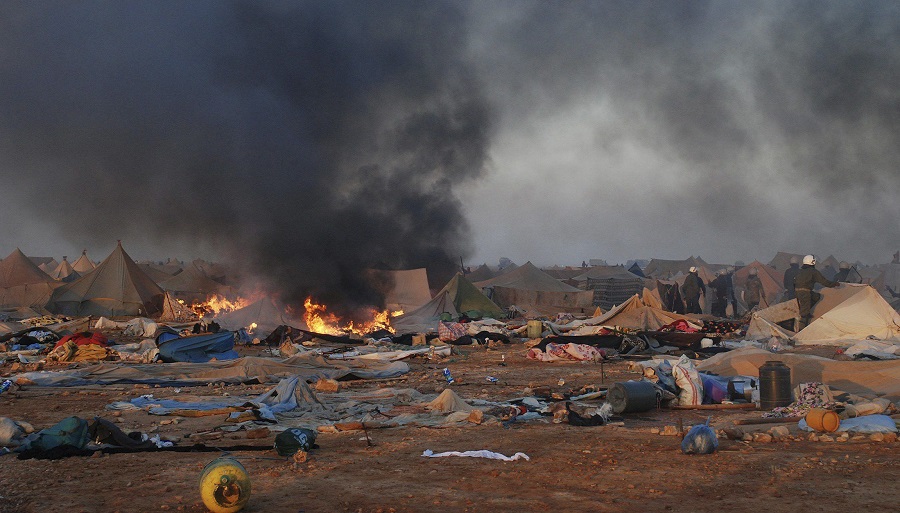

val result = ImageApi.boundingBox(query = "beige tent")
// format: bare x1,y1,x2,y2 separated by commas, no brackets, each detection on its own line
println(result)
465,264,496,283
50,256,81,282
0,249,59,310
392,273,502,334
0,248,56,288
48,242,165,317
0,282,59,311
367,268,432,312
732,261,784,308
572,265,647,310
159,263,231,302
793,285,900,346
71,250,96,274
567,294,700,332
475,262,593,313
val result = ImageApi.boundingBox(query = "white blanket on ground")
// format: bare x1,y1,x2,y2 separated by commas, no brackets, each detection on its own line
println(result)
421,449,530,461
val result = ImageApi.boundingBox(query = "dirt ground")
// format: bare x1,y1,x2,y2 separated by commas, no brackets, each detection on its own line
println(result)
1,341,898,513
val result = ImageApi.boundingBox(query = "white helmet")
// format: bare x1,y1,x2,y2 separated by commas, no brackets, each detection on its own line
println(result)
689,266,698,273
749,267,758,276
790,256,799,265
839,261,850,269
803,254,816,266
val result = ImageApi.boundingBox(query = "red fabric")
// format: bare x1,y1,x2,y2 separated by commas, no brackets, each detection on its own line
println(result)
54,331,109,349
659,320,698,333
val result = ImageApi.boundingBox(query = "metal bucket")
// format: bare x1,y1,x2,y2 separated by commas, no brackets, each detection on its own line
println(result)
607,381,660,414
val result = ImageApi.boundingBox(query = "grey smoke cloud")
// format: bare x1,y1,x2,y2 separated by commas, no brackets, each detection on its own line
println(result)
462,0,899,266
0,1,490,311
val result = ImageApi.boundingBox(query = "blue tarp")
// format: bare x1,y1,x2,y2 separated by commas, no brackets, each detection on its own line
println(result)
156,331,238,363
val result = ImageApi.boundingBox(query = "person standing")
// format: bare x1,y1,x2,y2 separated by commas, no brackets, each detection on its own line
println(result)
833,261,860,283
783,256,801,300
744,267,764,311
681,266,706,314
794,254,838,331
710,270,730,317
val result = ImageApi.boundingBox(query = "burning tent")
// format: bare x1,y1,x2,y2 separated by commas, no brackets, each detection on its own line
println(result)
213,297,298,337
367,268,432,313
158,263,232,303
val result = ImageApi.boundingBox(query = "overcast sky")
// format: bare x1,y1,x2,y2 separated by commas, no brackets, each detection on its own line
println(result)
1,1,898,278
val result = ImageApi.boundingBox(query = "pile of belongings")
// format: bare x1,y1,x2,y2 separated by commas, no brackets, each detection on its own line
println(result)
48,332,114,362
12,415,171,460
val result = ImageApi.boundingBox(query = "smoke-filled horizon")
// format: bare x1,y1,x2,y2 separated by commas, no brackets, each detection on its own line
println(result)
0,1,491,311
1,1,898,304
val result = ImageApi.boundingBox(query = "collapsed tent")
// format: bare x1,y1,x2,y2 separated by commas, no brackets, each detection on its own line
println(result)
392,273,502,334
213,297,297,337
558,294,700,333
367,268,432,312
158,292,198,322
475,262,593,314
697,347,900,401
156,331,238,363
13,354,409,387
47,242,165,317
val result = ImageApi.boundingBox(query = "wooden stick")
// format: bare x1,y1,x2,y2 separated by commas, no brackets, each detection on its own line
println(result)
669,403,758,410
733,416,803,426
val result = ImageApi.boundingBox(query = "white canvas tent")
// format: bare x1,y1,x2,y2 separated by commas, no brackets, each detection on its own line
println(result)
793,285,900,346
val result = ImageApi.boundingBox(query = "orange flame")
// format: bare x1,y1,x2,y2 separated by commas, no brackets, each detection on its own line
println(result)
302,297,400,336
191,294,253,317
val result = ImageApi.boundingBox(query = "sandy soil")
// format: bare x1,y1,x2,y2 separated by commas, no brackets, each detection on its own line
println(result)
1,341,898,513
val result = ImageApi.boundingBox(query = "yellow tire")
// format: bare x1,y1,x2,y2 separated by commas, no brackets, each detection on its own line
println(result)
199,457,251,513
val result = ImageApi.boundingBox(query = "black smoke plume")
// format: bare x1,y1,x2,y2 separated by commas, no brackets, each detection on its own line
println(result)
0,1,491,313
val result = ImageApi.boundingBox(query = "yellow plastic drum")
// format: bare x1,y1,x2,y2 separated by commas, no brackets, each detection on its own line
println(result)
806,408,840,433
199,457,251,513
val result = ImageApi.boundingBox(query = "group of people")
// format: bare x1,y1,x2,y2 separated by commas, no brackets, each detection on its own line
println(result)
679,255,845,329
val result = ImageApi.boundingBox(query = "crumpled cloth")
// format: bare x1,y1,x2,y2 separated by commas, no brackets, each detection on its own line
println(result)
526,343,605,362
659,320,698,333
422,449,530,461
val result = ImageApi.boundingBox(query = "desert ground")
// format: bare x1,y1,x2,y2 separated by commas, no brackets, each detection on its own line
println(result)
1,337,898,513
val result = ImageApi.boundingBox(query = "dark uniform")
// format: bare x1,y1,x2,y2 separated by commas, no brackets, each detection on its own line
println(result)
681,272,706,314
783,263,800,300
745,274,764,310
794,265,837,329
711,274,730,317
